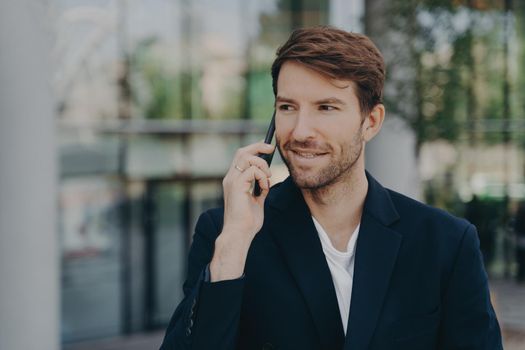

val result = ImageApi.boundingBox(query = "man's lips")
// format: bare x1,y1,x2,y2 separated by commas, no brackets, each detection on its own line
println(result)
289,149,329,159
293,151,327,157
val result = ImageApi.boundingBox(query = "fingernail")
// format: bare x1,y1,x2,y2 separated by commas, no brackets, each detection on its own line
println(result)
266,144,274,148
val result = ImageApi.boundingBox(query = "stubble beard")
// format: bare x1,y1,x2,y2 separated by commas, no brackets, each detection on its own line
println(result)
277,128,364,192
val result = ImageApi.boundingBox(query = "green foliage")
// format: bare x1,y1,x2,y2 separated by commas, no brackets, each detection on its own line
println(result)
130,37,183,119
388,0,523,147
248,67,276,121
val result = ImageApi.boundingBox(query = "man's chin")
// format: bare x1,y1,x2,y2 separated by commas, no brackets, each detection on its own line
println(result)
283,158,330,189
289,173,324,190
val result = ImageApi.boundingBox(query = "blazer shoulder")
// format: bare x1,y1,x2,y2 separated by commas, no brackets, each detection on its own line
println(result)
204,207,225,223
387,188,471,238
196,207,225,236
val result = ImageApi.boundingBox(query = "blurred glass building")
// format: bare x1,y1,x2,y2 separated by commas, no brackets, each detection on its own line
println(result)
21,0,525,346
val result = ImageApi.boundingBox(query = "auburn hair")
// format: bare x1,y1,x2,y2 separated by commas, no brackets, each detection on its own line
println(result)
271,26,385,116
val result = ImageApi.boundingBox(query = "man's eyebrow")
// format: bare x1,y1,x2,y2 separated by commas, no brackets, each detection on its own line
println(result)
275,96,347,105
275,96,296,104
315,97,346,105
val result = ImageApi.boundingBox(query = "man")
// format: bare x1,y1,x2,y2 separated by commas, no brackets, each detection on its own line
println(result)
161,26,502,349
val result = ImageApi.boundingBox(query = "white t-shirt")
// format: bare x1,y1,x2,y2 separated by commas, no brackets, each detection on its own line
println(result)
312,216,360,335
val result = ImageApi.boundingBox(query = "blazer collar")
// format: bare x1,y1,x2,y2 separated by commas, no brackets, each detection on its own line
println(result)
266,178,345,349
267,171,400,225
361,171,400,225
267,171,402,350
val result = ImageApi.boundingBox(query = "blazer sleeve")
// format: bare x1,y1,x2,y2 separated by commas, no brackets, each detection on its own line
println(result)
438,224,503,349
159,210,246,350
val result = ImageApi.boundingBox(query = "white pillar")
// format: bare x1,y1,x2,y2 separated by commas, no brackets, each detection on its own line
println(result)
366,116,421,200
0,2,59,350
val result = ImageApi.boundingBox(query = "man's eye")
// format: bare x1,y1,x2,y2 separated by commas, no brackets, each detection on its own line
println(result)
278,104,294,111
320,105,336,111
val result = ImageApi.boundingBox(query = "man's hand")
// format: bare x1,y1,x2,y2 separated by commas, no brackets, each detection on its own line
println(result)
209,142,275,282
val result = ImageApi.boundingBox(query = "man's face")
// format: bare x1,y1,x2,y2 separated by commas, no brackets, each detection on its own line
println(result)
275,61,366,190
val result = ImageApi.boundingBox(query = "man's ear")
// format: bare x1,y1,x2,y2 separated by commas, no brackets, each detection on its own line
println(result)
363,104,385,142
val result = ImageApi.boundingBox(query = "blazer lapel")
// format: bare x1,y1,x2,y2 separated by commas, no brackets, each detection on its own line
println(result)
267,178,345,350
344,173,402,349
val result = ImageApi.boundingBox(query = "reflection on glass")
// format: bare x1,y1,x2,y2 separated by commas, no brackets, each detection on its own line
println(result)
60,177,123,341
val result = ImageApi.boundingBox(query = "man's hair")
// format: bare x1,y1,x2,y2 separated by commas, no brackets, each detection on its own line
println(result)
271,26,385,116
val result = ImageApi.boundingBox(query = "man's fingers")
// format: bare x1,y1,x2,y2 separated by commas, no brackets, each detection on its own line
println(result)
256,179,271,201
235,142,275,160
243,166,270,191
231,142,275,176
249,165,269,189
225,141,275,194
245,155,272,177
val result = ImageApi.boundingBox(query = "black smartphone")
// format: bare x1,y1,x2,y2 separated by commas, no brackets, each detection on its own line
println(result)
253,111,276,196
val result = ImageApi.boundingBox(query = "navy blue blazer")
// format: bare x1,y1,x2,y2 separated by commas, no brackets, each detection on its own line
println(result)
161,173,502,349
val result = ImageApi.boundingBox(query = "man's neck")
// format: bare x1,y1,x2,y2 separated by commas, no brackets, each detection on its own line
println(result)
301,169,368,252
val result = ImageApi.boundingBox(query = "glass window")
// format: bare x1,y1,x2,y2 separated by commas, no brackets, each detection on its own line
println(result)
60,177,123,341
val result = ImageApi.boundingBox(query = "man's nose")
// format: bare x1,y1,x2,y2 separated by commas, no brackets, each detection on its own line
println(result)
290,110,317,141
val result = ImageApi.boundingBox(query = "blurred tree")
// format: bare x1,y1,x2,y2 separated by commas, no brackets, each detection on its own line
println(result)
515,0,525,149
130,37,183,119
378,0,525,211
384,0,522,150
